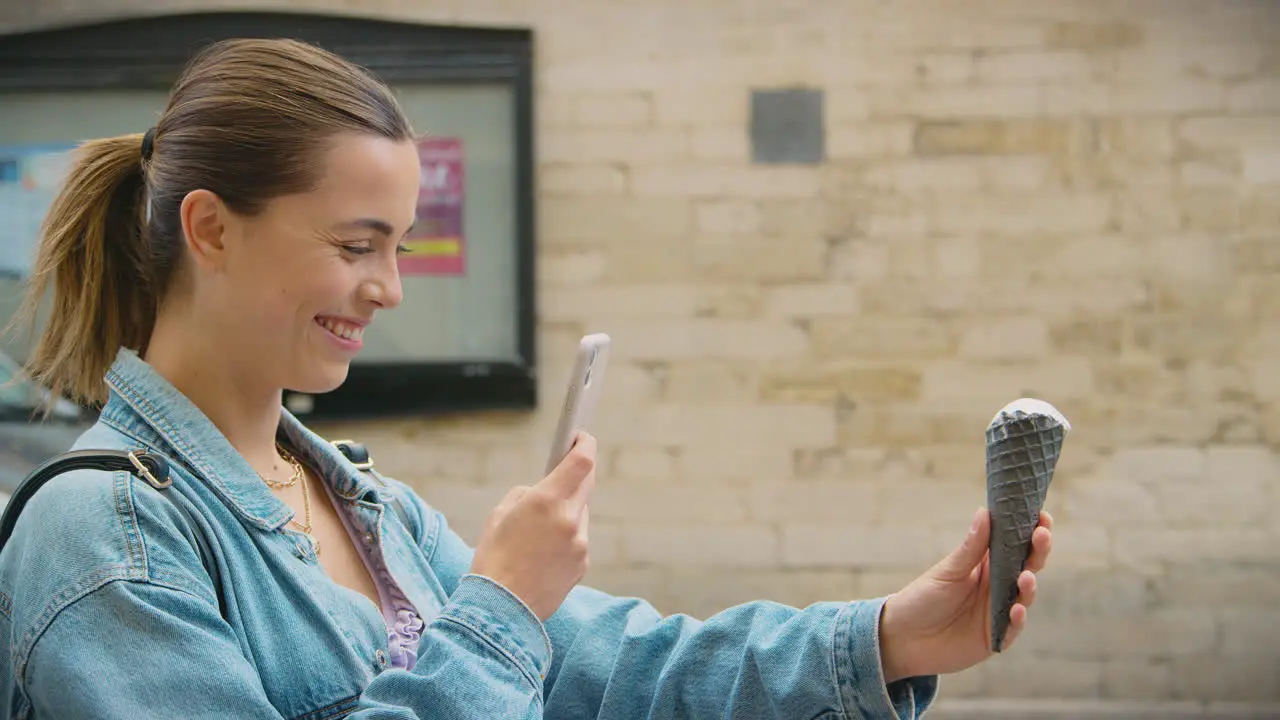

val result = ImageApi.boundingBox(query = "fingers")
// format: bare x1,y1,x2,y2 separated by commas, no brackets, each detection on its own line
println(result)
998,570,1038,651
1039,510,1054,531
1024,524,1053,573
576,502,590,558
566,433,598,511
539,432,598,503
1017,569,1038,608
1002,603,1029,649
934,506,991,581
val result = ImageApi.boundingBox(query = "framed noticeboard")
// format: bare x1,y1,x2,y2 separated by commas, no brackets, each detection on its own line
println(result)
0,11,537,419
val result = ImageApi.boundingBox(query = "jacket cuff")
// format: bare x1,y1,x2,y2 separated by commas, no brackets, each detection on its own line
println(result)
834,596,940,719
438,574,554,687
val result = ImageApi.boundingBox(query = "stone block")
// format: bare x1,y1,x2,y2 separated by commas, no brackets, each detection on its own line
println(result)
827,121,914,159
691,237,829,282
572,91,653,127
693,199,762,234
620,522,780,567
758,362,922,404
540,284,698,322
761,283,859,318
540,196,692,245
677,444,794,483
609,446,679,480
1170,656,1280,702
957,317,1051,360
781,523,946,569
540,163,628,194
663,359,758,403
1218,611,1280,657
980,653,1103,697
974,50,1094,81
591,480,751,522
746,479,878,523
539,128,688,164
605,318,809,361
1046,21,1144,50
809,317,957,361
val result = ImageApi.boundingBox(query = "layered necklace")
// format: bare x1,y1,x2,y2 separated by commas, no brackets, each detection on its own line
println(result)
261,442,320,556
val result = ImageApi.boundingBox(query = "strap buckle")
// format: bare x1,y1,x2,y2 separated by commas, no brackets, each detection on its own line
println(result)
128,450,172,489
330,439,375,471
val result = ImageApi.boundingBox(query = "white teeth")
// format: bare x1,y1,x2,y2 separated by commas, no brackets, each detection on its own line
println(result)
318,318,363,341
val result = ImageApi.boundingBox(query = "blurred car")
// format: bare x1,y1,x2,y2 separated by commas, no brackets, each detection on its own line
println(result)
0,350,93,507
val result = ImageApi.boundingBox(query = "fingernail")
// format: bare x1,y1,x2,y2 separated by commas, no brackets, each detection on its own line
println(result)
970,507,983,533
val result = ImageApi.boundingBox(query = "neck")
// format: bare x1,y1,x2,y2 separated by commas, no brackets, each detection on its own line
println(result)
143,305,284,475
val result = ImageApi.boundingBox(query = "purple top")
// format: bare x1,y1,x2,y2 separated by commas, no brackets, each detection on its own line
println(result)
326,485,425,671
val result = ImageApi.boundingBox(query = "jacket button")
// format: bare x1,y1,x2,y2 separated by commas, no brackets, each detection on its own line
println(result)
375,649,388,667
363,532,374,544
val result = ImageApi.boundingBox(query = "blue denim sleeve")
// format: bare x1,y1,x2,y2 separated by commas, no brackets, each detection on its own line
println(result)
417,502,940,720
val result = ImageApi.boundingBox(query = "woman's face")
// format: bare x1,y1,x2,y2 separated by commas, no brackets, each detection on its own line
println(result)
195,133,421,395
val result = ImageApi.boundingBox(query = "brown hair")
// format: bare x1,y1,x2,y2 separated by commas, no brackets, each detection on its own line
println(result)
10,38,414,408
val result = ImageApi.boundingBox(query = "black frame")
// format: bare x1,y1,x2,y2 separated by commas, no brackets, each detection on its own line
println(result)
0,11,539,420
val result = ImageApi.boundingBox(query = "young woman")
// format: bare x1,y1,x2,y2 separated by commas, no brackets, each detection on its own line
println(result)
0,38,1053,720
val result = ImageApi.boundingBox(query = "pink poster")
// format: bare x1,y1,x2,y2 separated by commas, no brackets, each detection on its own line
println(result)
399,137,465,277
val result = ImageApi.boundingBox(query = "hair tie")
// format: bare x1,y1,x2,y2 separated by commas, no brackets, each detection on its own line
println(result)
140,127,156,161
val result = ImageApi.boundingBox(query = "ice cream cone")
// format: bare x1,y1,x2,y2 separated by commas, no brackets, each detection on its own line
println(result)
985,398,1070,652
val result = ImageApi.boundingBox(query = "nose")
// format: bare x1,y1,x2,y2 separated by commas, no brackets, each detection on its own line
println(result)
360,257,404,310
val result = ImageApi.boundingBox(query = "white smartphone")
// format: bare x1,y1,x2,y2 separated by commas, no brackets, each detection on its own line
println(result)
545,333,611,474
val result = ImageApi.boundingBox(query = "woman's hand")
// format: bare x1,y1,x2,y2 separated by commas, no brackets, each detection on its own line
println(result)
469,432,597,621
878,506,1054,683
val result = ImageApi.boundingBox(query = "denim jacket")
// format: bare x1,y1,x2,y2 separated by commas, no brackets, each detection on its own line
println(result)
0,349,939,719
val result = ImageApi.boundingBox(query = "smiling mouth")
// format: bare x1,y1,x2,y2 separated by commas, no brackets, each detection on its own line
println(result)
316,317,365,342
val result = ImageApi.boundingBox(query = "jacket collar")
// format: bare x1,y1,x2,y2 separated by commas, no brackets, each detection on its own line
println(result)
99,348,383,530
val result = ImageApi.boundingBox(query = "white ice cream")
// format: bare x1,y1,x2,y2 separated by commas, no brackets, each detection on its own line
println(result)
987,397,1071,433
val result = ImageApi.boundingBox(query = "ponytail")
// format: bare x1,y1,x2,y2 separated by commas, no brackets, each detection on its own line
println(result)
9,133,156,409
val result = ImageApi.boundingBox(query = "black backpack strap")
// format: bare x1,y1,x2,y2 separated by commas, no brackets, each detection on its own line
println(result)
0,449,225,616
0,449,169,553
0,440,401,615
330,439,415,536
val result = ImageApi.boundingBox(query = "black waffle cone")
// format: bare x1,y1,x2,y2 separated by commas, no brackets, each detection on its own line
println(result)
985,413,1066,652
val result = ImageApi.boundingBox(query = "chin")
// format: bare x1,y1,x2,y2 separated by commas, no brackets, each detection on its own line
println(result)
291,361,352,396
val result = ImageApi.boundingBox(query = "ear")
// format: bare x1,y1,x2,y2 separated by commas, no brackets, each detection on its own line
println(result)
179,189,229,271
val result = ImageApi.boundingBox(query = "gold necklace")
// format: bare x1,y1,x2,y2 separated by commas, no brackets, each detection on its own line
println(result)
260,442,302,489
269,444,320,557
289,467,319,557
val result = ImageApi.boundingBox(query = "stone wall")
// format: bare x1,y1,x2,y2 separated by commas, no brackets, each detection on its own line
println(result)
3,0,1278,704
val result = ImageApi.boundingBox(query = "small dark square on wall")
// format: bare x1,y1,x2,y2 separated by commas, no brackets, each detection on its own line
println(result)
749,87,825,165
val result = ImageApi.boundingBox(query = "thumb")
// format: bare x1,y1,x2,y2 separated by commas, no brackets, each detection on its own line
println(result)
539,432,597,501
934,506,990,581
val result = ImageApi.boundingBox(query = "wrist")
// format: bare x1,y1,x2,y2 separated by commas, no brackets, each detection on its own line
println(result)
878,594,914,684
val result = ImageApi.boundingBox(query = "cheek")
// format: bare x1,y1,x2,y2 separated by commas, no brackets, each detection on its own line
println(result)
235,245,351,307
224,272,327,332
288,264,358,313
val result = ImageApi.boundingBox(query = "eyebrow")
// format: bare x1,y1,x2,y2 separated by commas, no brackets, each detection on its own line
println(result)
336,218,397,236
336,218,418,238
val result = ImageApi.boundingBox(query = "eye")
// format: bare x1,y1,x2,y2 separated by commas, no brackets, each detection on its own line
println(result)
341,242,376,256
396,243,411,255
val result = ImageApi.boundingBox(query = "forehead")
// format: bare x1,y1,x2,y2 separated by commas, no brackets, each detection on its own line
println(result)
303,133,421,223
